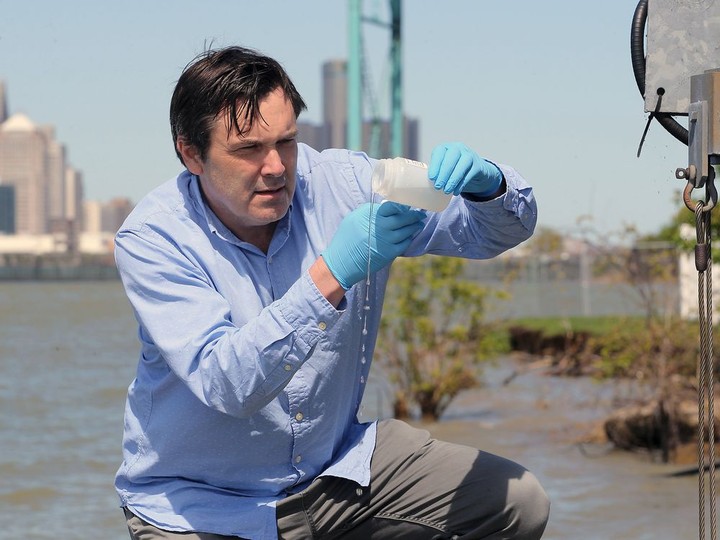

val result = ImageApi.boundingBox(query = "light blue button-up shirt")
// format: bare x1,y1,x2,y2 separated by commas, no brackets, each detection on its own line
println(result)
114,143,536,539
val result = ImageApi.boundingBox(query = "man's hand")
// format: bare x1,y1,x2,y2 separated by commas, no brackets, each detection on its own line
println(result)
322,202,426,290
428,142,503,197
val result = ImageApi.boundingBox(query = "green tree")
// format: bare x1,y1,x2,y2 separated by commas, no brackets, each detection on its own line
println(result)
647,202,720,262
375,255,508,421
531,226,565,254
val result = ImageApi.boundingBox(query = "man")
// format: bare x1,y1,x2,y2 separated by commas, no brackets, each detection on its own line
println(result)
115,46,549,540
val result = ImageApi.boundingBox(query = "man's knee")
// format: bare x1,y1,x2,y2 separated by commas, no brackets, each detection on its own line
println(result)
506,470,550,540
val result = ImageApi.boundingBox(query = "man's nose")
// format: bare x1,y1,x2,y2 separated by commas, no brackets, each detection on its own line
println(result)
262,147,285,177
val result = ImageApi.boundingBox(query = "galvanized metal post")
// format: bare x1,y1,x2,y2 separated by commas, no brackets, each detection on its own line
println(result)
347,0,362,151
389,0,403,157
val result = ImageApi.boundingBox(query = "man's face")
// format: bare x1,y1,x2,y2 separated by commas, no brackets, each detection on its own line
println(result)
179,87,298,247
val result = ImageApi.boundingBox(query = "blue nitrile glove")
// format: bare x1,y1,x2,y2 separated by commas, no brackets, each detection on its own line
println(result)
428,142,503,197
322,201,426,290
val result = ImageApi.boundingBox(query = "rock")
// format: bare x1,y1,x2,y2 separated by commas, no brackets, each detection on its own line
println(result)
508,326,596,376
604,396,720,462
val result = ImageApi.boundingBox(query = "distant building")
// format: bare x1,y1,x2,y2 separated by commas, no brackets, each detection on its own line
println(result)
0,81,85,252
101,197,133,234
40,125,67,225
83,200,102,235
296,122,329,152
0,233,59,254
65,167,84,237
0,184,14,233
0,113,51,235
0,108,84,248
76,197,134,255
0,80,7,124
323,59,347,149
298,59,420,160
83,197,134,235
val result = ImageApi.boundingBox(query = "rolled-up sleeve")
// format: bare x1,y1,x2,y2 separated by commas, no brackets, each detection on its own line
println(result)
404,163,537,259
115,227,342,419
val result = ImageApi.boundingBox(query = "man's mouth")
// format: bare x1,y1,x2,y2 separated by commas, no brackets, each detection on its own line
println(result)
256,186,284,195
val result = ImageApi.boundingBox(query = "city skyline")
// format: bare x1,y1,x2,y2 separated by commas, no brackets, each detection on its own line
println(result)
0,80,135,258
0,110,81,234
0,103,132,232
0,0,700,236
0,53,421,203
0,54,419,254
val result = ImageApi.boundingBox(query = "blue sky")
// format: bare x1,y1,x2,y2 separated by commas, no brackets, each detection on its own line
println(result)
0,0,695,235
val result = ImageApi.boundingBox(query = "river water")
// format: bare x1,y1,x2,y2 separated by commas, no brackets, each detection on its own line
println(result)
0,281,705,539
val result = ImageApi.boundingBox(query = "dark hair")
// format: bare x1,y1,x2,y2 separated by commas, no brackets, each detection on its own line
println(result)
170,46,307,165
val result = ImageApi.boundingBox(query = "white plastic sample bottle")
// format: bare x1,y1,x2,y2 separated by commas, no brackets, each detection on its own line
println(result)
370,157,452,212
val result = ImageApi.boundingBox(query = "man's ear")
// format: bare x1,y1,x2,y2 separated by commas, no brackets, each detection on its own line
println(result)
177,139,204,175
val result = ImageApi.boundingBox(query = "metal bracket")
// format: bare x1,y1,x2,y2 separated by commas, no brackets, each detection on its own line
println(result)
688,100,709,189
682,176,718,213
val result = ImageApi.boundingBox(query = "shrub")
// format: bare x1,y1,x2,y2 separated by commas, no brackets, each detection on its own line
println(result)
375,256,508,420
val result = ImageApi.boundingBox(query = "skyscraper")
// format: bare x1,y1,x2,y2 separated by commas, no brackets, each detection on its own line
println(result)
0,75,91,259
41,125,67,225
0,109,83,239
323,60,348,149
0,80,7,124
0,185,14,233
101,197,134,234
298,60,419,160
63,166,84,252
64,167,84,232
0,113,51,235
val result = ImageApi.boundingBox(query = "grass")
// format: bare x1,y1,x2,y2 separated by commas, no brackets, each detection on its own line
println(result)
503,315,648,337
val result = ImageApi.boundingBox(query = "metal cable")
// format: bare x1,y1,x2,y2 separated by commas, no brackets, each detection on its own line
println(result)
696,202,717,539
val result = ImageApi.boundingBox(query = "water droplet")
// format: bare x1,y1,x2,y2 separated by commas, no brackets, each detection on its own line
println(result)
357,196,375,378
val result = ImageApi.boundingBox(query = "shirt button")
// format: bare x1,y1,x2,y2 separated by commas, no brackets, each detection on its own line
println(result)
284,364,292,371
318,321,327,331
295,455,302,463
295,412,304,421
267,256,273,264
356,488,363,496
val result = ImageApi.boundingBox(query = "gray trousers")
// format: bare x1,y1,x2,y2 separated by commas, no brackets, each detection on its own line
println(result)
124,419,550,540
